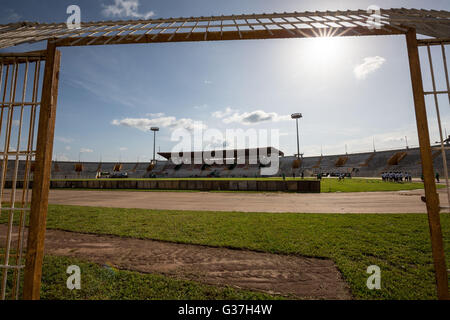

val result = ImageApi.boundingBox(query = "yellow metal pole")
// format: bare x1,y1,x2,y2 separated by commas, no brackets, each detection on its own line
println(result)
23,41,60,300
405,28,449,300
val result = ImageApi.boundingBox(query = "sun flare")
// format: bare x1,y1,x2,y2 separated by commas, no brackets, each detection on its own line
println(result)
304,36,343,62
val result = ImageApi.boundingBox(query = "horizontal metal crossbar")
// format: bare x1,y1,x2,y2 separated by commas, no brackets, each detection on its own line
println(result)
0,265,25,270
0,102,41,106
424,90,449,95
417,38,450,46
0,8,448,48
0,151,36,156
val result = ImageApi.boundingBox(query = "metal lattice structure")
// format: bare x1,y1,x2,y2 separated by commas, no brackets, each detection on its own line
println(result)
0,8,448,300
419,41,450,210
0,51,45,299
0,8,449,48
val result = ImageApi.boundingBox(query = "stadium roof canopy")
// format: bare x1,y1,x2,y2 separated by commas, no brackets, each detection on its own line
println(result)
158,147,284,161
0,8,449,49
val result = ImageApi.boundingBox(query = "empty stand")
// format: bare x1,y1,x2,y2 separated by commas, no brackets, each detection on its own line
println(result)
388,152,408,166
335,156,348,167
1,146,448,181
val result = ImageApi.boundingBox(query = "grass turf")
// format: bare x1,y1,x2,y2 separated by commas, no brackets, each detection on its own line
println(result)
39,255,279,300
319,178,431,192
0,251,277,300
2,205,448,300
51,178,436,193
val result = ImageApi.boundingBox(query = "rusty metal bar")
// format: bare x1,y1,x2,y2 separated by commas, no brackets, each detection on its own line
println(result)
0,60,19,300
12,62,38,298
405,28,449,300
23,41,60,300
10,59,30,299
0,52,43,300
441,43,450,105
426,44,450,208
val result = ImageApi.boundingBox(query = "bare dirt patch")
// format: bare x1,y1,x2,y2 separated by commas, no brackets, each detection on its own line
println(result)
0,225,351,299
6,188,449,214
45,189,443,213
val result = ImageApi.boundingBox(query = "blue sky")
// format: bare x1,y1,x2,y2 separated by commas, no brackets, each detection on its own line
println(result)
1,0,449,162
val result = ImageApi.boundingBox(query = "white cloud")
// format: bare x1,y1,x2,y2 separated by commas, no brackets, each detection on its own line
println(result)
212,107,237,119
80,148,94,153
58,154,70,161
112,116,206,132
214,108,290,125
56,136,74,144
119,147,128,151
354,56,386,80
65,146,71,151
1,9,21,24
204,80,212,85
102,0,155,19
146,112,165,118
202,135,229,150
194,104,208,110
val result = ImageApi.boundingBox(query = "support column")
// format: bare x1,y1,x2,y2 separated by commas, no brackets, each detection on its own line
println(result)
405,28,449,300
23,41,60,300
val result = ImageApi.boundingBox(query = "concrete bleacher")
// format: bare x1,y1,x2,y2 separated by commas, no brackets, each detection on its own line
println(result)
1,146,449,181
277,146,449,178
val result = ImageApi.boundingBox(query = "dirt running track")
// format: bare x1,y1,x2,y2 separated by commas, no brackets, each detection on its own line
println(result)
0,225,351,299
30,188,450,213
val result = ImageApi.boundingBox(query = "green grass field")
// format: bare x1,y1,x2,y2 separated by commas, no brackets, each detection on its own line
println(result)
0,250,278,300
320,178,433,192
51,177,439,193
2,205,448,300
39,256,279,300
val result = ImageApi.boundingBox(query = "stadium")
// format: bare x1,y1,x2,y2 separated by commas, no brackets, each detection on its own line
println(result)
47,143,450,180
0,2,449,305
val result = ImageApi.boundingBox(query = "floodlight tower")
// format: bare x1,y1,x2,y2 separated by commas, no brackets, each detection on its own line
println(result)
291,113,302,159
150,127,159,163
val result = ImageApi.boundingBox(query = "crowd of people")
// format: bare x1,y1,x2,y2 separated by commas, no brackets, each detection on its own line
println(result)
381,172,412,182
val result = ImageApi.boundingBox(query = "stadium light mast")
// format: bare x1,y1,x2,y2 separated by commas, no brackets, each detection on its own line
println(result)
150,127,159,163
291,113,302,159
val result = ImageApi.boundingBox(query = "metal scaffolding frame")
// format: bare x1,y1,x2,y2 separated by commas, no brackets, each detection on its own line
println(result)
418,40,450,210
0,51,44,299
0,7,448,300
0,8,449,48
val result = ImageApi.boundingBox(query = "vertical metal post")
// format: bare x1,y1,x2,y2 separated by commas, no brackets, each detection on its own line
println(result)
441,43,450,104
13,60,41,300
23,42,60,300
405,28,449,300
150,127,159,163
153,130,156,162
0,59,19,300
426,44,450,207
295,118,300,159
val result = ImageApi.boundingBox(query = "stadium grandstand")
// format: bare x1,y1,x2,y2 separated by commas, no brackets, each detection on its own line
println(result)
2,144,449,180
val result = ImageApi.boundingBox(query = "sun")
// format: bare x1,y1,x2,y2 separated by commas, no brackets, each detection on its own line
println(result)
305,36,343,62
284,35,348,81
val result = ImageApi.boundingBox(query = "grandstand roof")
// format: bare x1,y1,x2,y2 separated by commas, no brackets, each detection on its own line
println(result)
158,147,284,161
0,8,449,49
